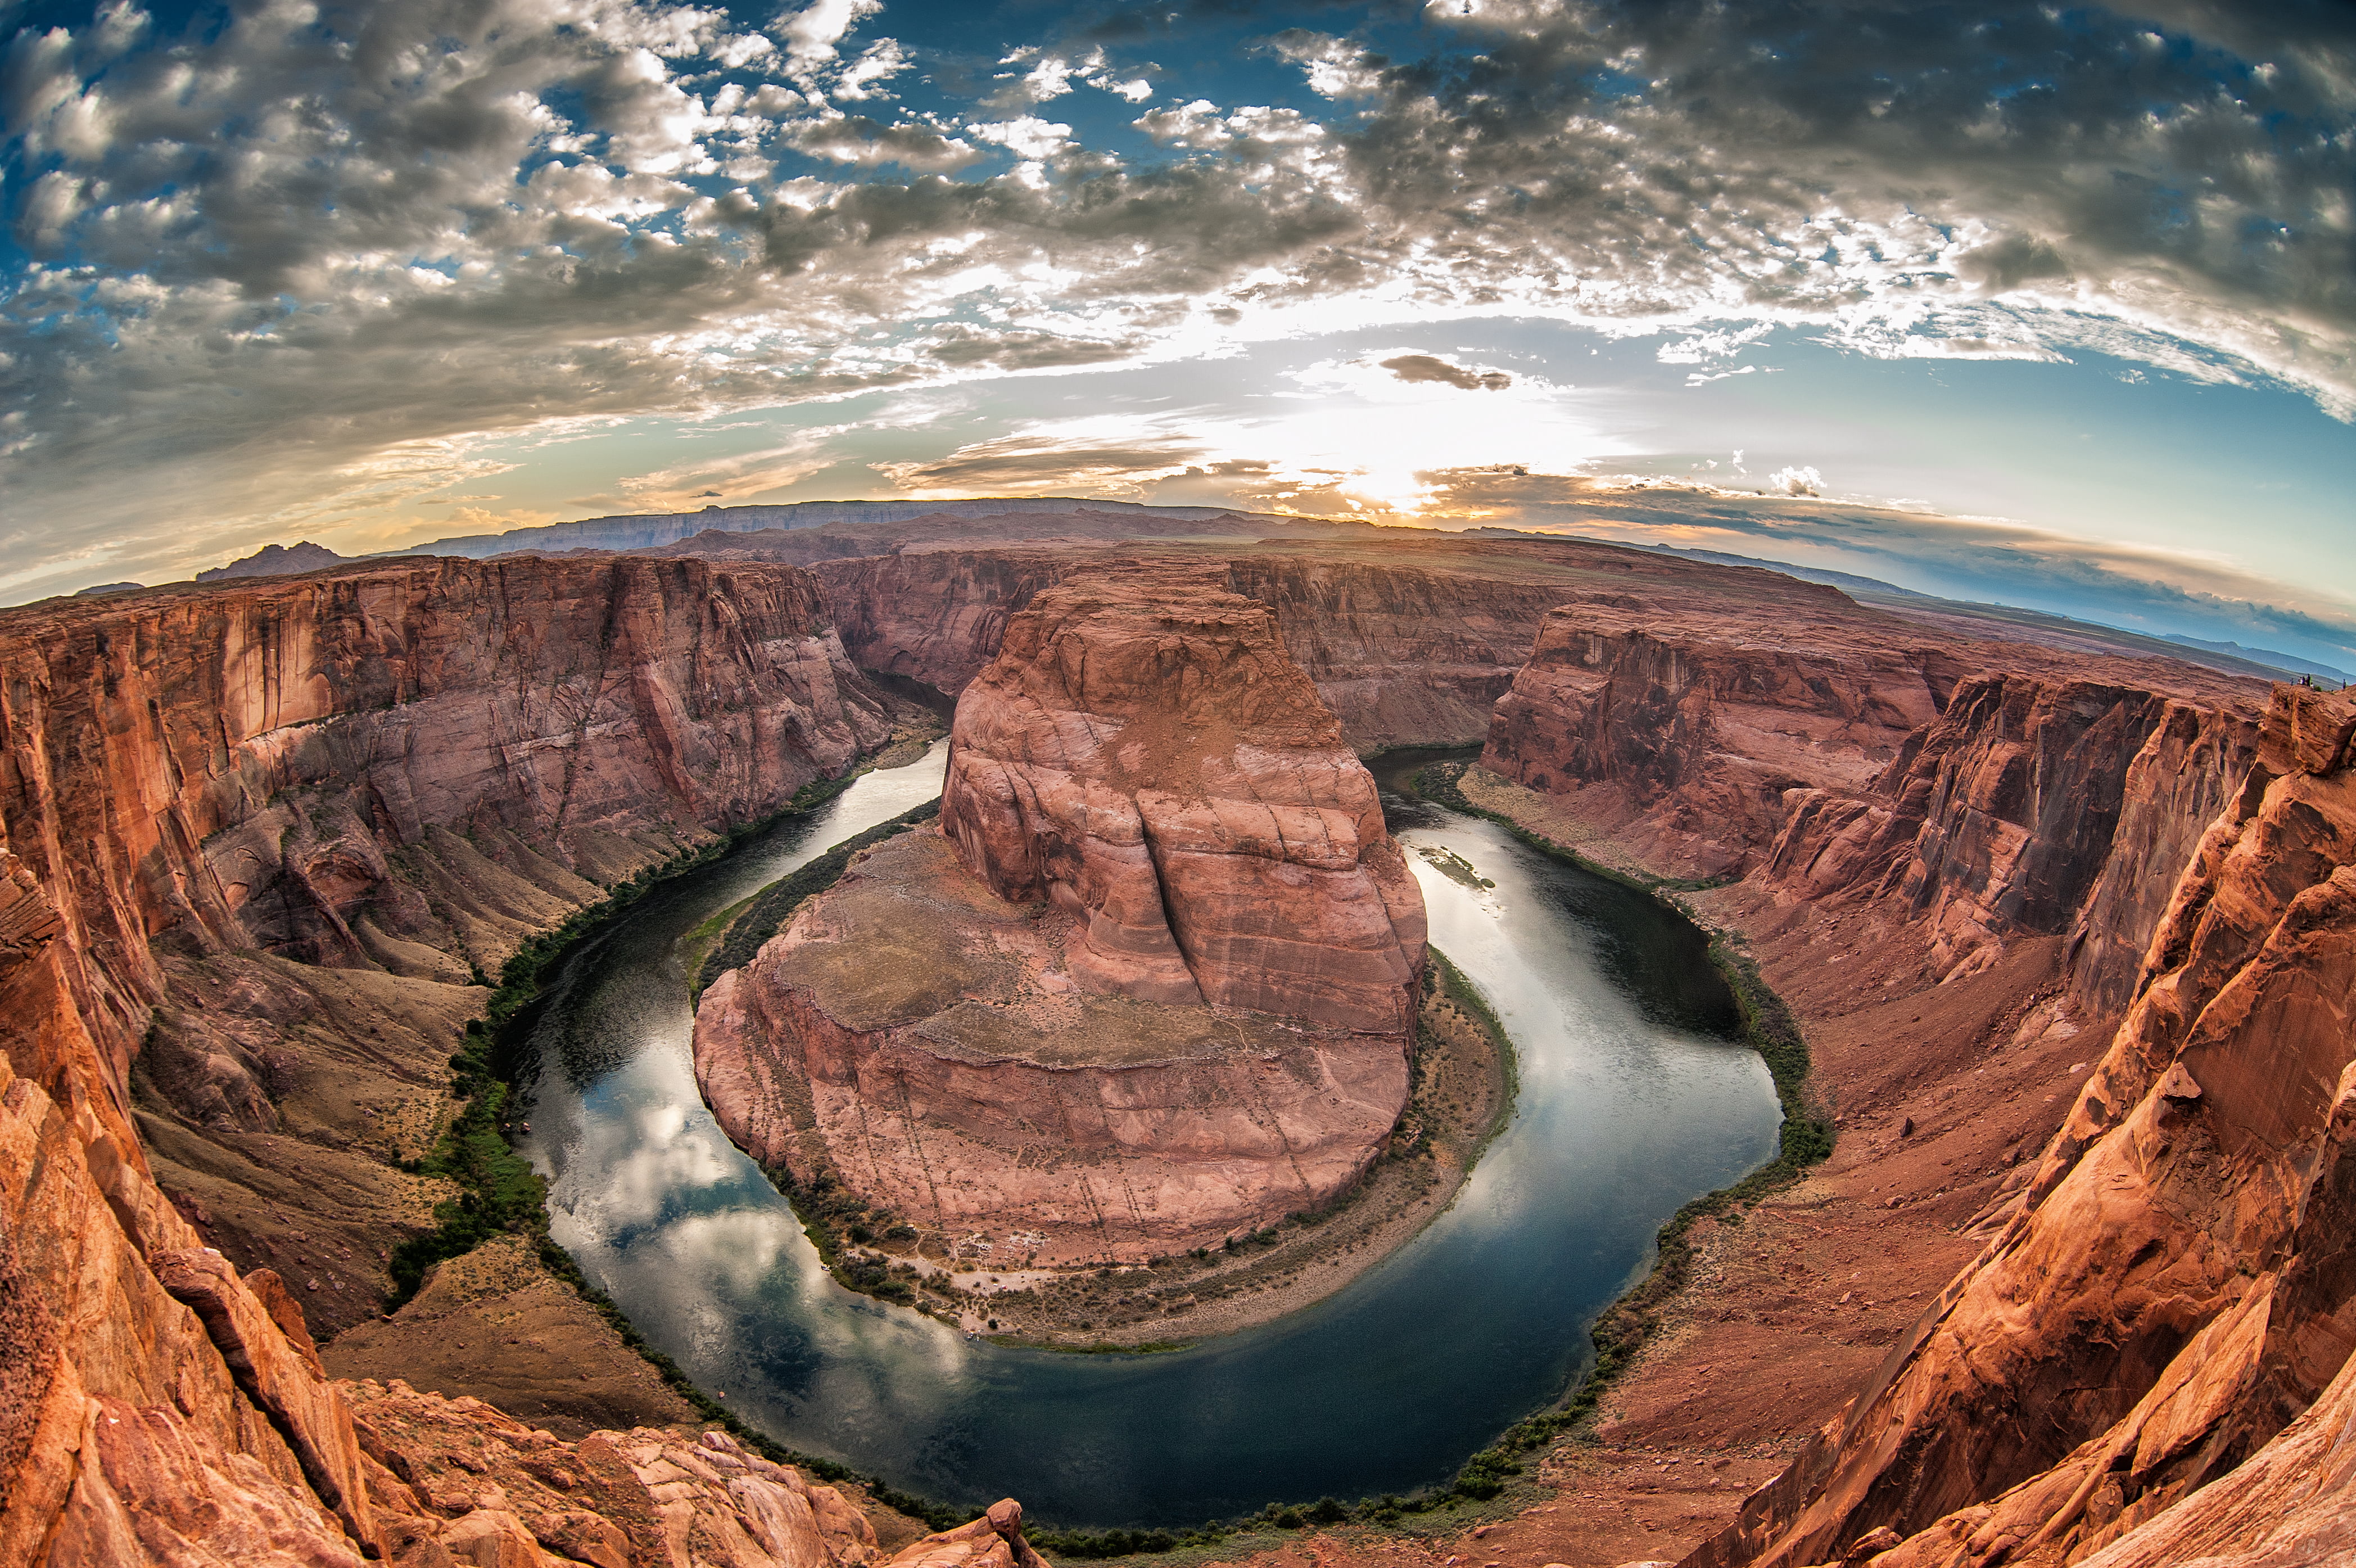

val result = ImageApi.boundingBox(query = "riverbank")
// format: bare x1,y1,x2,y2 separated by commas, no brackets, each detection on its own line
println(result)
1201,763,2108,1568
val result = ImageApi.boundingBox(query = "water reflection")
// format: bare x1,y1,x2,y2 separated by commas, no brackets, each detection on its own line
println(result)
518,745,1779,1527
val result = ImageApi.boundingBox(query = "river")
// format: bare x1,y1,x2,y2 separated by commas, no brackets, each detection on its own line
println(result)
514,744,1781,1528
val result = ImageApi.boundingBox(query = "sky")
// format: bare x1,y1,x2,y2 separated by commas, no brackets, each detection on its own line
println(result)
3,0,2353,666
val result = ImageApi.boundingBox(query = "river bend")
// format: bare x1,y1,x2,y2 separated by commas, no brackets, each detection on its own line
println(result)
515,745,1780,1528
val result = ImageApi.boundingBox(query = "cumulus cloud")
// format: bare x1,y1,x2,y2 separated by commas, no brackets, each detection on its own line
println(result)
1379,354,1512,391
1766,465,1825,497
3,0,2353,589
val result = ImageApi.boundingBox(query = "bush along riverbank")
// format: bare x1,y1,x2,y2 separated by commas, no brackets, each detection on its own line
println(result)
377,765,987,1530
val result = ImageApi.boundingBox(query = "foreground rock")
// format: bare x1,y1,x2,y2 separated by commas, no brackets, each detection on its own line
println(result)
695,563,1426,1265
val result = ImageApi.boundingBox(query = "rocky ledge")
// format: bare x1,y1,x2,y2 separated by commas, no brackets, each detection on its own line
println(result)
693,563,1427,1267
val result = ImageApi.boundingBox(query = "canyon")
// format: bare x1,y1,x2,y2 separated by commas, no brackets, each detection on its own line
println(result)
4,509,2352,1568
692,563,1428,1267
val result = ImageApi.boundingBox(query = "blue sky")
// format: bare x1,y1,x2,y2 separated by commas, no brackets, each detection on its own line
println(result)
4,1,2353,663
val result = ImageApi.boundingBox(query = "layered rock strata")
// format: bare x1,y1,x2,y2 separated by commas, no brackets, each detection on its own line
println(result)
0,559,927,1563
816,540,1694,749
1683,686,2356,1567
1480,597,2263,1006
0,555,892,1331
695,564,1427,1262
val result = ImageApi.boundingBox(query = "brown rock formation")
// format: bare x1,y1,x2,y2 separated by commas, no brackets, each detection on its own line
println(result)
1681,686,2356,1567
1481,590,2264,1004
1762,676,2261,995
939,563,1426,1029
816,540,1639,749
0,558,957,1564
694,563,1427,1262
0,554,893,1330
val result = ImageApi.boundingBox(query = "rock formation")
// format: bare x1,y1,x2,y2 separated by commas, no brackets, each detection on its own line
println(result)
1480,593,2264,1001
815,537,1685,749
1760,675,2261,998
196,540,348,582
1680,685,2356,1567
0,557,942,1562
0,554,893,1332
693,562,1427,1262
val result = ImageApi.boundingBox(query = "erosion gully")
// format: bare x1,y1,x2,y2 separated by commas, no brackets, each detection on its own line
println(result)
513,744,1780,1529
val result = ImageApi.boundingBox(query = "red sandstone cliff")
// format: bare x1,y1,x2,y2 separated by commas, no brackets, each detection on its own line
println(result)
0,558,960,1564
1480,595,2264,1007
939,563,1427,1029
0,555,894,1330
817,541,1647,751
693,562,1427,1262
1680,684,2356,1567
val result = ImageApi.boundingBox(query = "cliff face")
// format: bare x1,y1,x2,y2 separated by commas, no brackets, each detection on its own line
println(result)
815,550,1075,698
939,564,1427,1030
0,555,893,1327
1482,595,2264,1007
694,563,1426,1262
1480,599,1952,879
1763,677,2261,998
817,546,1579,751
1685,686,2356,1568
0,559,929,1564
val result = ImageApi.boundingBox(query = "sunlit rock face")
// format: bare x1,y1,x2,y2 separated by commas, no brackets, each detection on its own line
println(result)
1685,685,2356,1568
694,562,1426,1263
939,562,1428,1033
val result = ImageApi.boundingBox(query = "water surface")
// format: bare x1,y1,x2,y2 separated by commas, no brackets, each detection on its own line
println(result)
517,746,1780,1527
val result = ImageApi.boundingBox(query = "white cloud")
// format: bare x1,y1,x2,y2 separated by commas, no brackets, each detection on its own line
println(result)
6,0,2354,594
1766,465,1825,497
777,0,881,76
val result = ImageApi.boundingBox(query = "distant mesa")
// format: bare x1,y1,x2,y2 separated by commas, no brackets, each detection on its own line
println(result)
195,540,347,582
74,581,144,596
384,495,1331,562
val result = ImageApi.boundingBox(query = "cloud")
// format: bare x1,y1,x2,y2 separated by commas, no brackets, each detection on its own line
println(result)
778,0,882,76
4,0,2354,591
1766,465,1824,497
785,116,983,171
1379,354,1512,391
874,432,1209,494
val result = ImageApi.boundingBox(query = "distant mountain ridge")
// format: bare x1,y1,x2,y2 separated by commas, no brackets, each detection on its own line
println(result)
2161,631,2348,683
384,496,1309,561
195,540,347,581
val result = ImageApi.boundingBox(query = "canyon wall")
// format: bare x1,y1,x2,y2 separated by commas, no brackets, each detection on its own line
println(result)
0,555,893,1330
1684,684,2356,1568
694,562,1427,1262
1481,597,2264,1007
0,558,930,1564
818,541,1621,751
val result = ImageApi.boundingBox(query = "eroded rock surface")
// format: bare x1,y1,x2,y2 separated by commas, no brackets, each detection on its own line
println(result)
695,563,1426,1262
0,555,893,1331
1682,686,2356,1567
